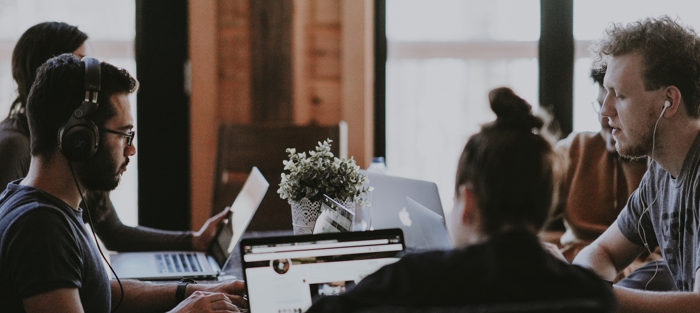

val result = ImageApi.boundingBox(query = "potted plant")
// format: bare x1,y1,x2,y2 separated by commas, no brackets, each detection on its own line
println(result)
278,139,371,234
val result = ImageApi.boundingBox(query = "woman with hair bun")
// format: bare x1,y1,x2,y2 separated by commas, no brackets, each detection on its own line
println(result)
307,87,617,313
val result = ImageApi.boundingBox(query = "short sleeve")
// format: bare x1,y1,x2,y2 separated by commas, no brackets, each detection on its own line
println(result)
616,171,657,248
4,208,83,299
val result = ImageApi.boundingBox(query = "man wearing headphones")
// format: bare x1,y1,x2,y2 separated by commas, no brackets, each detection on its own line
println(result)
0,55,244,312
573,16,700,312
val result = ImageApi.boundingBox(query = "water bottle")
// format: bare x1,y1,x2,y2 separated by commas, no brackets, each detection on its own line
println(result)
367,157,387,174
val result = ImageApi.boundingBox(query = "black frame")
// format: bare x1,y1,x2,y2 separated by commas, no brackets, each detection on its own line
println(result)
135,0,191,231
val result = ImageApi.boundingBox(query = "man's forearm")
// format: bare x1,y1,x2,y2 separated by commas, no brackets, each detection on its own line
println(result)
110,279,178,313
615,286,700,313
572,243,619,280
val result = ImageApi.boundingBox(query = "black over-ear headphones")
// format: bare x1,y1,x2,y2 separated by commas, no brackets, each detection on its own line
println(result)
58,57,101,162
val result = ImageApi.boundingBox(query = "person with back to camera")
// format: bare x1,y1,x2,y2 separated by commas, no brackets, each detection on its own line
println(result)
305,87,617,313
0,21,228,253
0,54,245,312
551,66,676,291
572,16,700,312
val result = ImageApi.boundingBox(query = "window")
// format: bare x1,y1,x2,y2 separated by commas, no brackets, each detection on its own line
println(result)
386,0,540,213
0,0,138,225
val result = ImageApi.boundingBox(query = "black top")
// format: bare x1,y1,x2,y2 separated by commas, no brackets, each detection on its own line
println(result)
0,182,111,312
0,115,192,252
307,230,617,313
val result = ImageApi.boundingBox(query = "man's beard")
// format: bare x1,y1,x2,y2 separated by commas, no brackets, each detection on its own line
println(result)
616,110,656,161
74,145,127,192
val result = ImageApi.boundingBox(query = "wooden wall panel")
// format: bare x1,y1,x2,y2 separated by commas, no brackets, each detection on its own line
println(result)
250,0,294,123
189,0,373,230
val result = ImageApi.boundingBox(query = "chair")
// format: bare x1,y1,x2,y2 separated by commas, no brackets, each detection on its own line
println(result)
212,122,347,231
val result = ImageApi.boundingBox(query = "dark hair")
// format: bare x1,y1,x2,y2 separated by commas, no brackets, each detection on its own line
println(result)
9,22,88,118
26,54,138,157
594,16,700,117
455,87,558,234
590,65,606,87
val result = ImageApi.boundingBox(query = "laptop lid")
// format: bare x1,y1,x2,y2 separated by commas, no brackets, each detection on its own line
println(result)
209,166,269,272
366,172,445,220
110,167,268,280
404,196,452,251
240,229,405,313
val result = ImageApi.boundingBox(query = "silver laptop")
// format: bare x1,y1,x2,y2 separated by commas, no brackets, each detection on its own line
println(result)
110,167,269,280
372,196,451,251
365,172,445,219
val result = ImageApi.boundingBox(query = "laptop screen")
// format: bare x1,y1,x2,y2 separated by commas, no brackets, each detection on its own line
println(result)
209,167,269,269
241,229,404,313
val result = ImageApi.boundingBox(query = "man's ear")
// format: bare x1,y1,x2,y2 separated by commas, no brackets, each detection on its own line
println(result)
663,85,683,117
458,185,478,226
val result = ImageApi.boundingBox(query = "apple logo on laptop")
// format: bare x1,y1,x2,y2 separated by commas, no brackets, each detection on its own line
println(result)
399,207,412,227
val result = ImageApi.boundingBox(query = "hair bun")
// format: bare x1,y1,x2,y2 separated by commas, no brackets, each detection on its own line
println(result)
488,87,543,131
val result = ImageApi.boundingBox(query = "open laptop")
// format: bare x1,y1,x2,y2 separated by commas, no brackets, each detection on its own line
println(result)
240,228,404,313
110,167,269,280
365,172,445,219
393,196,451,251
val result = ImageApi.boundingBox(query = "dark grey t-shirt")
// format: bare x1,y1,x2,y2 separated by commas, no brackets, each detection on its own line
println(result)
0,182,111,312
617,131,700,291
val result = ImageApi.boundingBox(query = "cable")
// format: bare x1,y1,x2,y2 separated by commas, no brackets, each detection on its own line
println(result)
635,104,668,290
68,161,124,312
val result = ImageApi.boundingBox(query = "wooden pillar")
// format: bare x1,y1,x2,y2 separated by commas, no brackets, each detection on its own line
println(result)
341,0,374,168
189,0,219,230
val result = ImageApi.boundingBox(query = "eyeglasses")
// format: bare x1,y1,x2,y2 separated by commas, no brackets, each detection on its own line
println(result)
591,100,602,115
102,128,135,146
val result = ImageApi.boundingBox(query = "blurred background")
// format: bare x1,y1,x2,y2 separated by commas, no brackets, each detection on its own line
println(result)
2,0,700,230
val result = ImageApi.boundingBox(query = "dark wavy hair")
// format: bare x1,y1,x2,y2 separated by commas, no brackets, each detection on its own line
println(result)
593,16,700,117
9,22,88,118
455,87,559,234
26,54,138,157
590,65,606,87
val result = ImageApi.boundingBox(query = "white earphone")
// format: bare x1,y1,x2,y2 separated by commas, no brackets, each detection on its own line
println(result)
636,99,672,290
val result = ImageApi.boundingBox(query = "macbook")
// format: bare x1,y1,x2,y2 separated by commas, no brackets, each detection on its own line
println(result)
110,167,269,280
365,172,445,220
240,228,404,313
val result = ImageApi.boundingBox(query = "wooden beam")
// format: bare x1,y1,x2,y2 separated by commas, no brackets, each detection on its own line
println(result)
189,0,219,230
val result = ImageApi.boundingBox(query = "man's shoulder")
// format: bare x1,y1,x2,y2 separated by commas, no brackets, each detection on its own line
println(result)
557,131,603,152
0,186,73,233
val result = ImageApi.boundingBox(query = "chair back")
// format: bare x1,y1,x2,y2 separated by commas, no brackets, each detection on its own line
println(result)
212,123,346,231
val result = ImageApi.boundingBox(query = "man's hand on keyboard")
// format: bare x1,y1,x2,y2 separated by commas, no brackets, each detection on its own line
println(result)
168,290,240,313
189,280,247,309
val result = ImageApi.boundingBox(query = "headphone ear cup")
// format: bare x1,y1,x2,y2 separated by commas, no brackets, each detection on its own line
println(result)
58,120,99,162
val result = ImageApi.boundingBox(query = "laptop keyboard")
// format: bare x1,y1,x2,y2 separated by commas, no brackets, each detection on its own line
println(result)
155,253,203,273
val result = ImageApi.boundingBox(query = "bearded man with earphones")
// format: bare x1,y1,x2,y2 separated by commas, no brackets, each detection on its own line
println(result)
0,54,245,312
572,15,700,313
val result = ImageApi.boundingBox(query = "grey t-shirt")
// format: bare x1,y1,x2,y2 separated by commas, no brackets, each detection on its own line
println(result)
0,182,111,312
617,131,700,291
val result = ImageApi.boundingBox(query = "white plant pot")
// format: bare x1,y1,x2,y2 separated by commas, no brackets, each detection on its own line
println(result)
290,197,357,235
